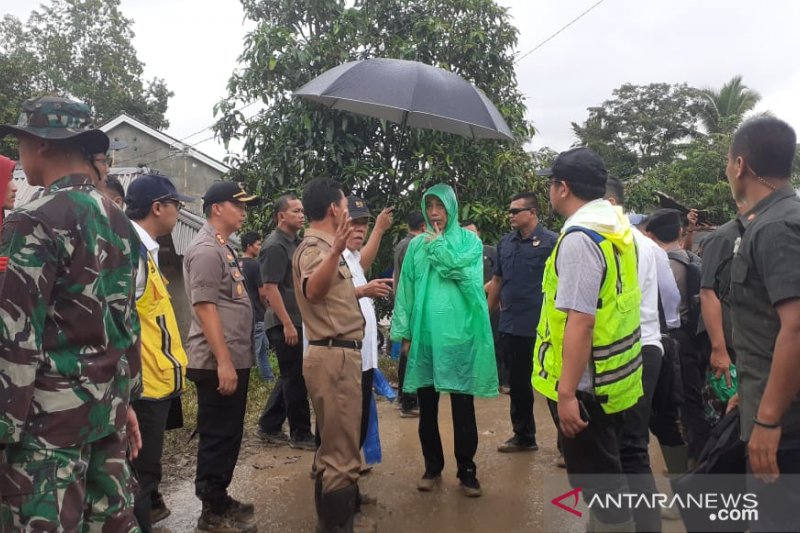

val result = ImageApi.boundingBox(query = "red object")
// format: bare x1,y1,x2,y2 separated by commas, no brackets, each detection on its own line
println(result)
0,155,14,231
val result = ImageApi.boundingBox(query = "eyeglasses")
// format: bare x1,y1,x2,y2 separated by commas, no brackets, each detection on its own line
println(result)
508,207,535,216
155,198,183,211
92,154,109,165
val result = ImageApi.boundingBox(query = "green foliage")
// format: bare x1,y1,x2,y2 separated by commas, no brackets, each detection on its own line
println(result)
572,83,703,178
216,0,538,304
698,75,761,135
0,0,173,158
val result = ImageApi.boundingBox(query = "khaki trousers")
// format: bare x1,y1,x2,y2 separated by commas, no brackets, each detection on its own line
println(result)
303,345,362,493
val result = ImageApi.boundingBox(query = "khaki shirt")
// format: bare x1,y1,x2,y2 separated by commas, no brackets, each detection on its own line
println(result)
184,222,255,369
293,228,365,341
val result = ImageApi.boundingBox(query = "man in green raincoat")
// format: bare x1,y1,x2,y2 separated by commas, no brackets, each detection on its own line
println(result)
391,183,498,498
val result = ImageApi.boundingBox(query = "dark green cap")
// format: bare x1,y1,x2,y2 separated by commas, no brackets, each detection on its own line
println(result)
0,96,109,154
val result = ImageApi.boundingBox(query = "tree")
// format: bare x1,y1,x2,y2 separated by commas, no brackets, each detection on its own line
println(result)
571,83,703,177
0,0,172,157
698,75,761,135
215,0,536,277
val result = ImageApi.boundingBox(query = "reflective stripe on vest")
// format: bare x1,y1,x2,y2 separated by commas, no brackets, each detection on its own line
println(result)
533,227,643,414
137,251,188,400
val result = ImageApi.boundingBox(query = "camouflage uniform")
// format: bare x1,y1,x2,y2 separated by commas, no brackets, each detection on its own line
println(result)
0,98,142,532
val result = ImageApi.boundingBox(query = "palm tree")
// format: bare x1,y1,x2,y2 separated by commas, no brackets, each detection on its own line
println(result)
698,75,761,134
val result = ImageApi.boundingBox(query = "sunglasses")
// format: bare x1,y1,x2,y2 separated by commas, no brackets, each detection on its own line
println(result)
153,194,184,211
508,207,535,215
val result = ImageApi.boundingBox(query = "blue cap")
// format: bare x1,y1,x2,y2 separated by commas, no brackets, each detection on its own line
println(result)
124,174,194,210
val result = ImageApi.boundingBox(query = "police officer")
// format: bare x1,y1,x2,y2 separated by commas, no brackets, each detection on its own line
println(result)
725,117,800,533
183,181,259,532
534,148,642,532
293,179,374,532
486,192,557,453
0,96,141,531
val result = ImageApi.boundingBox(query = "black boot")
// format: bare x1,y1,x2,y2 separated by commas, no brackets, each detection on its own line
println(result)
318,484,357,533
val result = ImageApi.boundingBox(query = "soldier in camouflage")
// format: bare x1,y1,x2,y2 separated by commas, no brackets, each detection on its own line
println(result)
0,96,143,532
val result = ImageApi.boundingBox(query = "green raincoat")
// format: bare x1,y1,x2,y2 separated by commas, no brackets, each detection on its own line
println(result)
391,184,498,397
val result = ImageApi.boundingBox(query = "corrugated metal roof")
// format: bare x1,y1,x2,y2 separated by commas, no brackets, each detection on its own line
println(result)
6,167,237,256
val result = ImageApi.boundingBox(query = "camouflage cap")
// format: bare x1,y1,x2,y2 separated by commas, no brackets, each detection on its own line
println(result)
0,96,109,155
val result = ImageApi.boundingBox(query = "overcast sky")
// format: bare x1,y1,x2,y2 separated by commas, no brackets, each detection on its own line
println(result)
5,0,800,164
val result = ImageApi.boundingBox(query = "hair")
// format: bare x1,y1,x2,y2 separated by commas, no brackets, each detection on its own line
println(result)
203,204,213,218
604,176,625,206
240,231,261,251
105,176,125,200
648,223,681,243
460,219,477,228
273,193,299,224
510,191,539,210
302,178,344,221
731,117,796,178
406,211,425,231
564,180,606,202
125,205,149,221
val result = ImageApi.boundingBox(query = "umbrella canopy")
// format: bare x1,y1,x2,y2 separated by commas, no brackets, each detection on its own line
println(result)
294,58,515,141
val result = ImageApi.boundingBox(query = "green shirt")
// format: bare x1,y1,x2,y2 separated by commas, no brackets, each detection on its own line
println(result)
730,186,800,441
0,174,141,449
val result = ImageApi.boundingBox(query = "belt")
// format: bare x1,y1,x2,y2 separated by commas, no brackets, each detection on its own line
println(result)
308,338,363,350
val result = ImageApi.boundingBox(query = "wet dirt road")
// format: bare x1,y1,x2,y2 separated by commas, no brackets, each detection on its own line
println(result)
159,392,683,533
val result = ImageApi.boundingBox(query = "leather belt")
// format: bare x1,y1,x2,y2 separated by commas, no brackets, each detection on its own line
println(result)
308,338,363,350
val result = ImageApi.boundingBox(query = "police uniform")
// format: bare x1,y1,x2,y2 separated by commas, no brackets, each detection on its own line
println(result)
184,220,255,516
292,228,365,520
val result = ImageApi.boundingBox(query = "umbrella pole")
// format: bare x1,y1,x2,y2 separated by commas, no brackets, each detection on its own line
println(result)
391,113,409,198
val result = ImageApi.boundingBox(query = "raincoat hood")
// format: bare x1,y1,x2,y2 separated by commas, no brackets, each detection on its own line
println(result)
421,183,458,232
562,199,634,252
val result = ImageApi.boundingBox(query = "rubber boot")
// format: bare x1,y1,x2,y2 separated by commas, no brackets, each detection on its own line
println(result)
319,484,357,533
660,444,689,476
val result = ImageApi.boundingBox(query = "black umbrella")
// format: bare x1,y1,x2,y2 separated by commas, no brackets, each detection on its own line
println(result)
294,58,515,141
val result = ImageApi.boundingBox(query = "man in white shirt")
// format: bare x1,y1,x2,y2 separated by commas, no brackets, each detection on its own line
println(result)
606,177,680,532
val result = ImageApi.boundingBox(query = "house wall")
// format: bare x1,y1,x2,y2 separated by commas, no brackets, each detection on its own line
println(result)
105,123,224,214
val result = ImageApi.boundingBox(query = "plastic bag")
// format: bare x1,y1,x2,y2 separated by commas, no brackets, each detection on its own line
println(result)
363,393,381,465
372,368,396,401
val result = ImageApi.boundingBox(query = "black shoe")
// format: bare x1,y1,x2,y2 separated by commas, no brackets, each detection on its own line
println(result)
417,472,441,492
289,434,317,451
258,428,289,445
224,495,255,522
150,491,171,524
459,477,482,497
197,508,256,532
497,436,538,453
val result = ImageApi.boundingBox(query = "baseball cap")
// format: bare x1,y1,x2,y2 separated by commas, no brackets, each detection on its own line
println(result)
125,174,194,210
0,96,109,154
348,195,371,220
537,147,608,187
202,181,259,210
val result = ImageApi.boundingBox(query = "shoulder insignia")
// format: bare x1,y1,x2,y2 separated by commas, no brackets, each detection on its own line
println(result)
216,234,226,246
532,237,541,247
236,282,244,296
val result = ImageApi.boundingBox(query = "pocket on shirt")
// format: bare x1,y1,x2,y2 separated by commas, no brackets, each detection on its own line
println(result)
338,264,353,280
730,254,749,285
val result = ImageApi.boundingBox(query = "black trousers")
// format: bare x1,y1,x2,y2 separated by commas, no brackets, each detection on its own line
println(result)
131,397,172,533
188,367,250,513
501,334,537,443
619,345,662,532
259,326,312,438
360,369,374,448
677,331,711,461
549,395,634,526
417,386,478,481
398,349,418,411
747,444,800,532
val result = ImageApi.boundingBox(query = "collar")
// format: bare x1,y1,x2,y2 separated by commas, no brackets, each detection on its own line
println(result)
304,227,334,246
740,185,796,228
47,173,94,193
275,227,301,243
132,222,159,255
512,222,543,242
343,248,361,262
201,221,231,247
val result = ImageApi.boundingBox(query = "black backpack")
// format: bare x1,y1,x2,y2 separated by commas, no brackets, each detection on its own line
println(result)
668,249,704,337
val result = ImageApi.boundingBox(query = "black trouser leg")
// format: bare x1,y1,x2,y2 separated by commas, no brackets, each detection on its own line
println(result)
417,386,444,476
550,396,633,526
260,326,312,438
619,345,662,532
678,336,710,462
747,446,800,532
190,368,250,513
450,393,478,481
398,348,418,411
506,334,536,444
360,369,374,448
131,398,172,533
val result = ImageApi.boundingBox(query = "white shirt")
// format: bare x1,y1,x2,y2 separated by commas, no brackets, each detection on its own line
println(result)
343,248,378,371
632,228,662,351
132,221,160,299
654,245,681,330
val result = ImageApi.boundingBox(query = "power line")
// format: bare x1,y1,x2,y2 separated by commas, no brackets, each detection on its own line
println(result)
515,0,607,64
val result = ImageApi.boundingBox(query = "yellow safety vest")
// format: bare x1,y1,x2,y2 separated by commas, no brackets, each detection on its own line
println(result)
137,249,187,400
533,227,643,414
